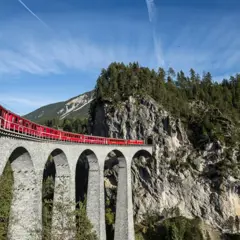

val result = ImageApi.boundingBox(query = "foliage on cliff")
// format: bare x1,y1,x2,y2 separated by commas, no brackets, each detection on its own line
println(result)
135,214,209,240
0,162,13,239
44,117,89,134
90,62,240,147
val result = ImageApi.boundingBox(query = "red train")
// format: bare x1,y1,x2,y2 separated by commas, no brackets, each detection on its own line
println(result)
0,105,145,145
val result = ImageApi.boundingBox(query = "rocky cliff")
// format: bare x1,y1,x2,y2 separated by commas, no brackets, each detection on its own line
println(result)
90,96,240,238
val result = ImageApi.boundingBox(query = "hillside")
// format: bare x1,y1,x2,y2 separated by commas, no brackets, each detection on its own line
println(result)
24,90,94,123
88,62,240,239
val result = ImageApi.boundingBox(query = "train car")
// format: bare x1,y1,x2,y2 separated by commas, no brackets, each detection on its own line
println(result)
84,135,106,144
127,139,144,145
0,106,7,128
0,104,145,146
106,138,127,145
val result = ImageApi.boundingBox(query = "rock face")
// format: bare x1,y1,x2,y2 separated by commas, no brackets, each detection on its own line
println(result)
90,96,240,236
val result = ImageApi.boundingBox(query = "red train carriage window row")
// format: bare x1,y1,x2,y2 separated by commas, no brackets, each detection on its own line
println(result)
0,105,146,145
0,108,3,128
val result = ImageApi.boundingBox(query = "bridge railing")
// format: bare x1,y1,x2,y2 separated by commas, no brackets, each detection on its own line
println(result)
0,116,63,141
0,116,149,146
0,116,106,144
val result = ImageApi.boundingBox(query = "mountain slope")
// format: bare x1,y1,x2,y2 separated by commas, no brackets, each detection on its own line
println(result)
24,90,94,123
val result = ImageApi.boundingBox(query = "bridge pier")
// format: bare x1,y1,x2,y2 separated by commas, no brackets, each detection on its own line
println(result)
114,157,135,240
7,148,41,240
51,149,73,240
86,153,106,240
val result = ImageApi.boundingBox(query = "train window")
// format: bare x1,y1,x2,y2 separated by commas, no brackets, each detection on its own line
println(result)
0,109,2,117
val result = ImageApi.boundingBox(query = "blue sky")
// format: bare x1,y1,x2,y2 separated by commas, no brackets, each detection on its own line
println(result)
0,0,239,115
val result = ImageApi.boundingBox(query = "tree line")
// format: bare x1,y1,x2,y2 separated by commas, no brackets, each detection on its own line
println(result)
44,118,88,134
89,62,240,148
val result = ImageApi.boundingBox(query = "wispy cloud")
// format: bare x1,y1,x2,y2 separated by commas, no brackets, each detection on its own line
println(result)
145,0,156,23
0,95,55,115
0,96,49,107
0,37,155,76
145,0,165,67
162,14,240,77
18,0,50,29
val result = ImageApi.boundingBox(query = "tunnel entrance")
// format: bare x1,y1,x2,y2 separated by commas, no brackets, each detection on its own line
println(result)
146,137,153,145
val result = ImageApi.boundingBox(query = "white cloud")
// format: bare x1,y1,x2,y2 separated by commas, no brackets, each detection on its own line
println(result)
0,37,155,76
145,0,156,23
18,0,50,30
161,14,240,76
145,0,165,67
0,95,53,107
0,95,56,115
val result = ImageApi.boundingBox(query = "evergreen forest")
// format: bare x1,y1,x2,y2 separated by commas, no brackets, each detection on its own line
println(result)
90,62,240,148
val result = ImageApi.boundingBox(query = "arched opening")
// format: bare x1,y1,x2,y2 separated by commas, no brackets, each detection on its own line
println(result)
146,137,153,145
131,150,153,239
75,150,99,239
42,155,56,239
7,147,38,239
43,148,71,239
75,151,90,205
104,150,126,240
0,161,13,239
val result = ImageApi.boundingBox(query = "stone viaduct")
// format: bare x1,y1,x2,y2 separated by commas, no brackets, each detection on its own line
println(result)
0,132,152,240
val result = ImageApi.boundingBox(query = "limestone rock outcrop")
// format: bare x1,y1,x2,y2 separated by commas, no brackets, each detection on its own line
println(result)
90,96,240,236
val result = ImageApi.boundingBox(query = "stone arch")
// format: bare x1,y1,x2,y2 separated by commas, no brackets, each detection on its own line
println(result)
76,149,101,237
45,148,71,239
0,141,36,176
49,148,70,178
104,149,127,240
131,149,152,161
105,149,127,168
7,147,39,240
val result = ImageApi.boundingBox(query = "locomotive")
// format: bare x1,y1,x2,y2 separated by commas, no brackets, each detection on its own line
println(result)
0,105,145,145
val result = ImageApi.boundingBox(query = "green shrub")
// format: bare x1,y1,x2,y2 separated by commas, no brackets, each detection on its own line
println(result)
0,161,13,239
